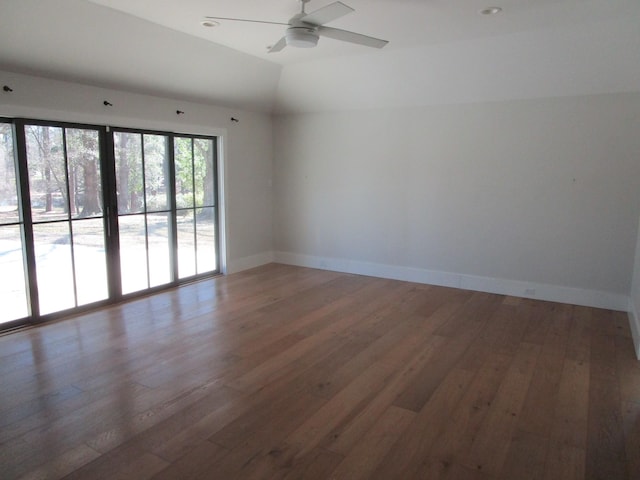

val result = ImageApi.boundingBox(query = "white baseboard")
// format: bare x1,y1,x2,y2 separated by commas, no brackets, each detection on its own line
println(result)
274,251,629,312
227,251,275,274
628,299,640,360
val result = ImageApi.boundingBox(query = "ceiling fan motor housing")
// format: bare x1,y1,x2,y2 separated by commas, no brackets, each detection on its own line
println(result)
285,26,319,47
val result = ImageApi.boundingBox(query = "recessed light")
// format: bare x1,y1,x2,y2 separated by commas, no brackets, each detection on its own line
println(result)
201,19,220,27
480,6,502,15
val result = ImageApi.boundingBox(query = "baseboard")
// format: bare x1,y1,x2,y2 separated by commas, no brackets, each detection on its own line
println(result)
274,251,629,311
628,299,640,360
227,251,275,274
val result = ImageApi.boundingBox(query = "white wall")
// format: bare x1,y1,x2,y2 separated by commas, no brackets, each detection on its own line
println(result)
629,220,640,359
273,93,640,310
0,70,274,273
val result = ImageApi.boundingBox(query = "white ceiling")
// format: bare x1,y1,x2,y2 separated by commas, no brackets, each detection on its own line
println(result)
0,0,639,113
87,0,640,65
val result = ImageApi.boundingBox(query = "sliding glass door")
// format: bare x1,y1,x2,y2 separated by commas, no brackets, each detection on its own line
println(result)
0,119,220,328
24,124,109,315
114,131,173,294
174,136,218,278
0,121,29,324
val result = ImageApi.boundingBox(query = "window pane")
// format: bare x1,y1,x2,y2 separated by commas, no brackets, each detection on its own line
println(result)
66,129,102,219
174,137,194,209
33,222,75,314
194,138,214,207
73,218,108,305
26,125,68,223
0,225,29,323
118,214,149,294
177,211,196,278
114,132,144,214
0,124,20,225
196,207,216,273
147,212,171,287
144,135,169,212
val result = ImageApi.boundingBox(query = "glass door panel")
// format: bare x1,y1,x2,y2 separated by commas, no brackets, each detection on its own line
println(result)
147,212,171,287
196,207,217,272
118,214,148,295
0,123,21,226
115,131,173,294
143,135,171,288
174,136,218,278
25,124,108,315
0,226,29,322
144,135,170,211
32,222,75,314
0,122,29,323
66,129,103,219
194,138,215,208
25,126,67,222
174,137,194,209
177,213,196,278
66,128,107,306
73,218,108,305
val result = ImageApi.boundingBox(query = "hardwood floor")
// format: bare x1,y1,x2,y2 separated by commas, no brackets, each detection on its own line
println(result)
1,263,638,479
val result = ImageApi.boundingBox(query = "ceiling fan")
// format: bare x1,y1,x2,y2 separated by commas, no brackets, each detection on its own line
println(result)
205,0,388,52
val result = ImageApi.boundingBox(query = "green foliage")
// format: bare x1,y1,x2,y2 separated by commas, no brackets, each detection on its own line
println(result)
24,125,102,218
22,128,214,218
0,124,18,208
174,137,214,208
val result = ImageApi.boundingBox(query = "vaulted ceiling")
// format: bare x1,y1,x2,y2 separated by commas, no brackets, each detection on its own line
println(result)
1,0,639,113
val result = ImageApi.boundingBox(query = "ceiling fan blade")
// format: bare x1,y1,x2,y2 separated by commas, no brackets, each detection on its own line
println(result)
317,26,388,48
268,37,287,53
204,16,288,26
300,1,354,26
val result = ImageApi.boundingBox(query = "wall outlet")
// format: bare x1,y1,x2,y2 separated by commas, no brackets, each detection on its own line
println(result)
524,288,536,296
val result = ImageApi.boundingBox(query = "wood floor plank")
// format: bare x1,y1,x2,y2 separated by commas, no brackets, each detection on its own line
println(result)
149,440,228,480
89,383,242,457
549,356,591,449
60,443,168,480
428,351,513,464
320,334,449,456
433,291,502,337
614,334,640,404
497,429,548,480
17,444,102,480
413,460,493,480
195,391,327,480
621,401,640,480
300,314,430,401
225,280,415,394
209,389,326,451
271,448,344,480
520,300,554,345
392,316,487,412
369,368,476,480
457,342,541,476
565,305,592,364
0,264,637,480
543,440,586,480
516,305,571,437
325,405,415,480
586,332,629,479
283,329,426,457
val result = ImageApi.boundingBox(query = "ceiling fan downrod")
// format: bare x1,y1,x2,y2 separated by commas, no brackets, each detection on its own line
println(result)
299,0,311,14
